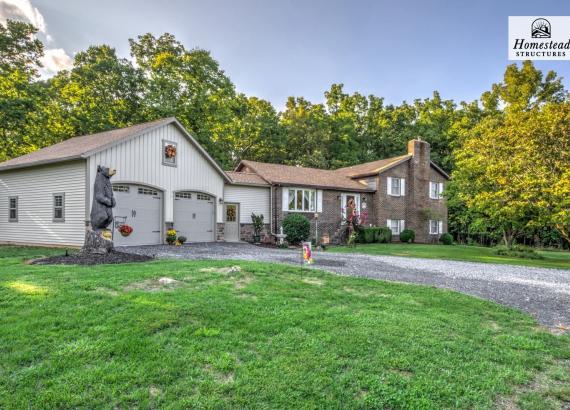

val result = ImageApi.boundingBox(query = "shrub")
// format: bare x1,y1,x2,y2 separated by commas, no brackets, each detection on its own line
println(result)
439,233,453,245
363,227,376,243
399,229,415,243
251,213,264,236
493,244,544,260
376,227,392,243
178,235,187,244
282,213,310,244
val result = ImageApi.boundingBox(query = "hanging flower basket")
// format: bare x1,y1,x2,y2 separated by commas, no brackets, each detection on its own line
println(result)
118,224,134,237
165,144,177,159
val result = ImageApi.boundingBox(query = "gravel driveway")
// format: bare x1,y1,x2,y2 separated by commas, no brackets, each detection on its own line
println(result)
119,242,570,331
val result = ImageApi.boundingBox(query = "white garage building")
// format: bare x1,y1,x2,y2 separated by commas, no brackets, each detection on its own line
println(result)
0,118,270,247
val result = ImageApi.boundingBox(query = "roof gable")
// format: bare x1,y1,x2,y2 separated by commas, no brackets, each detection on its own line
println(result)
335,154,412,178
0,118,230,181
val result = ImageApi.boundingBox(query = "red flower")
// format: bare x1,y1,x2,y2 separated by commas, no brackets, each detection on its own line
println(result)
118,224,133,236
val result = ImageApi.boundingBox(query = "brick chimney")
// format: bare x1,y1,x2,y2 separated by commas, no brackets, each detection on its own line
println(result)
408,137,430,168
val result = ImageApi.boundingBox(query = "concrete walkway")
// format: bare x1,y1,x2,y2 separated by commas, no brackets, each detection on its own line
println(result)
119,242,570,331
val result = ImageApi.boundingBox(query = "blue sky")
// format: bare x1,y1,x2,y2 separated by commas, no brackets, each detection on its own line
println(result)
4,0,570,109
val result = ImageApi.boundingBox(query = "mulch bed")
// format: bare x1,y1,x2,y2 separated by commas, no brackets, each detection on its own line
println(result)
31,251,154,266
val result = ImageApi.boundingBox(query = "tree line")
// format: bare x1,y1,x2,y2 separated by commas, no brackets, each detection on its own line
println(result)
1,20,568,247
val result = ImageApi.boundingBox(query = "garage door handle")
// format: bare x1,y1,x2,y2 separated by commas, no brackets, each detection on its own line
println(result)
207,230,213,232
152,230,160,233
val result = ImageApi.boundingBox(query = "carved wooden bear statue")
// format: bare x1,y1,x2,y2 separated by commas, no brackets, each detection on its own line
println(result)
90,165,116,231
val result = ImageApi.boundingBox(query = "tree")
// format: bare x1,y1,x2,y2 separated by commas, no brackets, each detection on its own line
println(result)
0,20,45,162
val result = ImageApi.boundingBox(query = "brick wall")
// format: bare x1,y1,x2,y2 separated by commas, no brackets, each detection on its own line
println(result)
273,186,374,244
373,139,447,243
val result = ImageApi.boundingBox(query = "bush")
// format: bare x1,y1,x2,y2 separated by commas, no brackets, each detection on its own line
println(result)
376,227,392,243
493,244,544,260
439,233,453,245
399,229,415,243
363,227,376,243
282,213,310,244
177,235,187,244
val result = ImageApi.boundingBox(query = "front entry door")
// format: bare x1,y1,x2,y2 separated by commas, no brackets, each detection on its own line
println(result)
341,193,361,222
224,203,239,242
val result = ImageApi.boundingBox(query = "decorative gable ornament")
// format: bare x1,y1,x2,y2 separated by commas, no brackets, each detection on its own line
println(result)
165,144,177,159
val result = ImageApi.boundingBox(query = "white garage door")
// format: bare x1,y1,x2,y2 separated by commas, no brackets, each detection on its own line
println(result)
112,184,162,246
174,192,215,242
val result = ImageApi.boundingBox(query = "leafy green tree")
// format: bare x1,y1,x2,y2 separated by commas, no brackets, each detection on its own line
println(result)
0,20,45,162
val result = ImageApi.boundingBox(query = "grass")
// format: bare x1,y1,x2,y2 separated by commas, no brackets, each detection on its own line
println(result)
0,247,568,408
329,243,570,269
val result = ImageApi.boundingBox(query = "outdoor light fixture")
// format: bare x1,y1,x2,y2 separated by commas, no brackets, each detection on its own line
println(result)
218,198,224,204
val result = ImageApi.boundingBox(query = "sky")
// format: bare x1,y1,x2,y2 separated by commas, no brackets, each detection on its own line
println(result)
1,0,570,110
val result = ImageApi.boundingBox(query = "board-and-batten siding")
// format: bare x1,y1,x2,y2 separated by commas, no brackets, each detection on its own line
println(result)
87,123,225,223
0,160,86,246
224,185,270,224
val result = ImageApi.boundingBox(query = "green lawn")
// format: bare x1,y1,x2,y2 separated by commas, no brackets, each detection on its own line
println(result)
329,243,570,269
1,247,569,409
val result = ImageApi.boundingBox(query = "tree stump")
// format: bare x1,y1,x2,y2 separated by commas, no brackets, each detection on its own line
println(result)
81,229,113,254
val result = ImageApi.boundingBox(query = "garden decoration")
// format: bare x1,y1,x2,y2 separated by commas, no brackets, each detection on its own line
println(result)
82,165,116,254
164,144,177,159
302,241,313,264
274,226,287,246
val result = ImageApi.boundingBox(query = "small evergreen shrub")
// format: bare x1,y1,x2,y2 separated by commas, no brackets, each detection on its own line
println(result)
399,229,415,243
439,233,453,245
493,244,544,260
282,214,310,244
363,227,376,243
177,235,187,244
376,227,392,243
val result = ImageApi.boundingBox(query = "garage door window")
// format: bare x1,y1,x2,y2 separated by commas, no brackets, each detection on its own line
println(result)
138,187,158,196
197,193,211,200
113,185,130,193
175,192,192,199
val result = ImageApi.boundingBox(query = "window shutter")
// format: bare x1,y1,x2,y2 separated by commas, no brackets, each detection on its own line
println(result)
386,219,391,228
400,178,406,196
386,177,392,195
282,188,289,210
429,182,434,199
438,220,443,234
439,182,444,198
316,190,323,212
400,220,405,231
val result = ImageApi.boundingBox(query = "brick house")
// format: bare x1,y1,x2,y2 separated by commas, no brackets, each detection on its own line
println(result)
231,138,449,244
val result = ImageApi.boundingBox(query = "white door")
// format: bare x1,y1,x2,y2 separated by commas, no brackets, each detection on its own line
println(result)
224,203,239,242
112,184,162,246
174,192,215,242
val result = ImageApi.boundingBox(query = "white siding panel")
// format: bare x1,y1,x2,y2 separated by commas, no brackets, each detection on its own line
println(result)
88,124,226,223
0,160,86,246
224,185,270,224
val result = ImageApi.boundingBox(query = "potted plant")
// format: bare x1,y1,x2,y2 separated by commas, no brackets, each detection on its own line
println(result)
166,229,177,245
251,213,264,244
178,235,187,245
117,224,133,237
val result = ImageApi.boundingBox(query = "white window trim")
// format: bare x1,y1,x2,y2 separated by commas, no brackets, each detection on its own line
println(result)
429,219,443,235
387,177,405,197
429,181,444,200
287,188,316,213
387,219,405,235
341,193,361,222
53,193,65,223
8,196,18,222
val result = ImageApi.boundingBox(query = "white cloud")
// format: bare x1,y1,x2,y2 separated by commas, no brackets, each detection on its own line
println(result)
40,48,72,74
0,0,45,32
0,0,72,76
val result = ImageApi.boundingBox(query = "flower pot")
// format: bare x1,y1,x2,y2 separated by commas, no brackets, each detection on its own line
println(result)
253,234,261,244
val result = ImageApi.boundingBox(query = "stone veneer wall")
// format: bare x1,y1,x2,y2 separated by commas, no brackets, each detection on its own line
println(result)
216,223,224,241
238,223,271,243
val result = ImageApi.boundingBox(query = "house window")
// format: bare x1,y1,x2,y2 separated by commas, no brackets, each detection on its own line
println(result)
387,177,405,196
288,188,315,212
162,140,177,167
53,193,65,222
8,197,18,222
387,219,405,235
429,181,444,199
429,220,443,235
